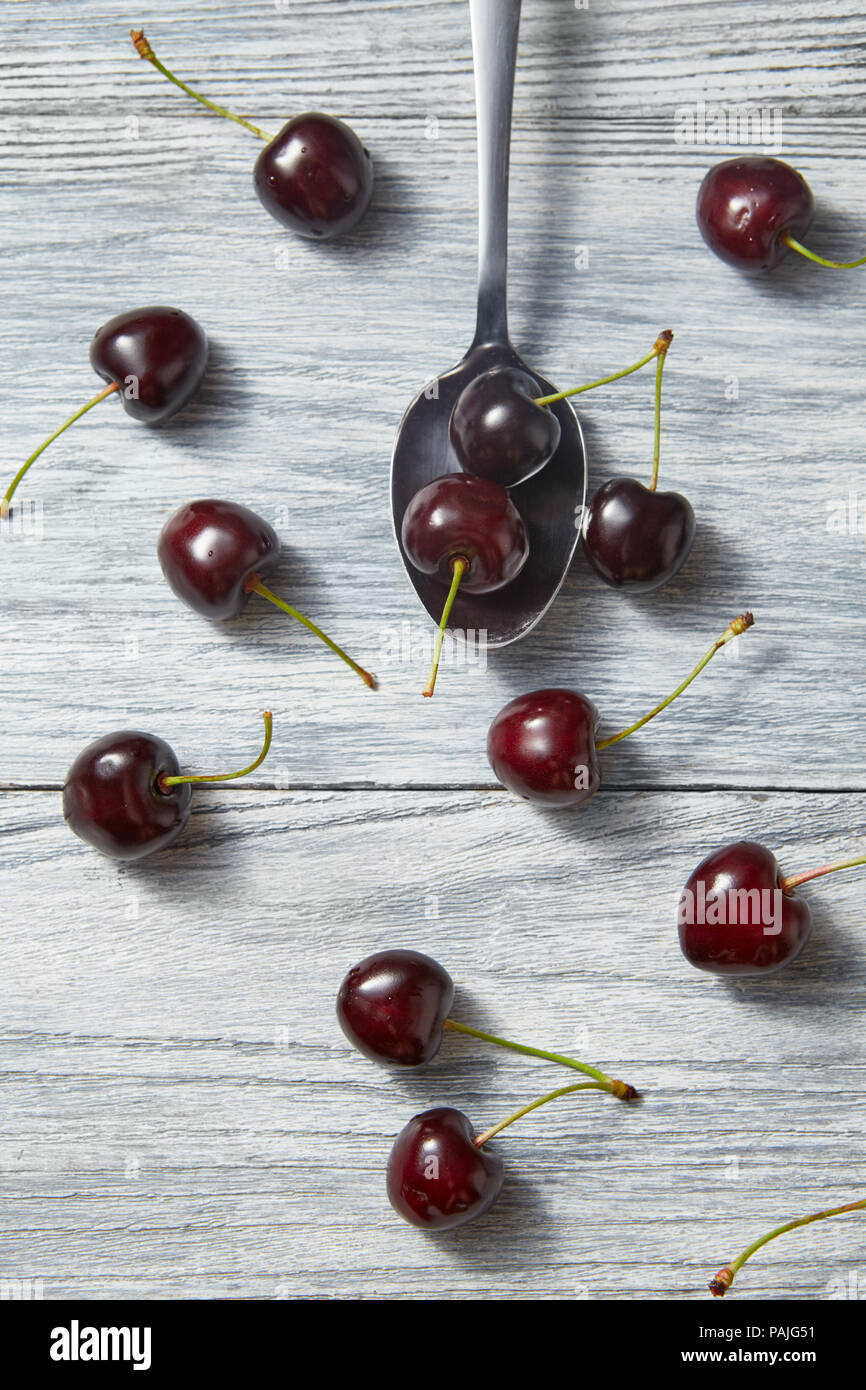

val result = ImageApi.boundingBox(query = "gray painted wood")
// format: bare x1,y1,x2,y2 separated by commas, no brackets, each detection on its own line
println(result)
1,0,865,1301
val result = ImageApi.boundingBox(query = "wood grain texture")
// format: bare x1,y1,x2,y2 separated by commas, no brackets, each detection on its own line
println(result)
1,0,865,1302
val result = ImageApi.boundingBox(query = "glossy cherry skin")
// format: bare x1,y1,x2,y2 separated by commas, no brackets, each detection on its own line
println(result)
678,840,813,976
337,949,455,1066
158,499,280,621
63,732,192,861
696,157,814,273
401,474,529,594
253,114,373,240
582,477,696,592
487,689,601,808
387,1107,505,1231
89,306,208,423
449,366,561,488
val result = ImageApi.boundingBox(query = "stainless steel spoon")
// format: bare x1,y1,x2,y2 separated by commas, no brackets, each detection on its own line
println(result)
390,0,586,649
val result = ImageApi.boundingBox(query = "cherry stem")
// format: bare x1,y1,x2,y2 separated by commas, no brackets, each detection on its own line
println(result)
596,612,754,752
2,381,120,519
423,557,466,699
533,329,673,409
709,1196,866,1297
442,1019,637,1098
130,29,274,143
648,333,671,492
781,232,866,270
159,710,273,790
781,852,866,893
474,1081,620,1149
247,577,376,689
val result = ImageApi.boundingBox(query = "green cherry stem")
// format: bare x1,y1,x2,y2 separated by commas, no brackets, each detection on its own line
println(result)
2,380,120,519
474,1081,619,1149
159,710,273,790
648,331,672,492
533,329,673,409
780,233,866,270
442,1019,637,1099
131,29,274,143
709,1197,866,1297
596,612,754,752
423,557,467,699
246,576,377,689
781,852,866,893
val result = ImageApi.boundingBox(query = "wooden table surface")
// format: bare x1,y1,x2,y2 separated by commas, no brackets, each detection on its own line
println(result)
2,0,865,1301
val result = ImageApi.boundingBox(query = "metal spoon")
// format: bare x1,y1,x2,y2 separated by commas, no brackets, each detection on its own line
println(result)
390,0,586,649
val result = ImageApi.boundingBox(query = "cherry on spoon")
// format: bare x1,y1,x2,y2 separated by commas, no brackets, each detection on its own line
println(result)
678,840,866,976
336,947,636,1095
1,306,207,519
710,1196,866,1297
158,499,376,688
697,156,866,273
63,710,272,861
391,0,586,648
131,29,372,241
488,613,755,807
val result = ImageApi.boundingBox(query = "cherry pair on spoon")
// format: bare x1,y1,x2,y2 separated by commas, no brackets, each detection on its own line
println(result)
697,156,866,274
158,499,376,688
2,306,207,519
679,839,866,976
488,613,754,807
131,30,372,241
64,711,272,861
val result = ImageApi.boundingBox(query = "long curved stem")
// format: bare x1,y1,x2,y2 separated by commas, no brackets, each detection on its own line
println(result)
781,852,866,893
248,578,376,689
131,29,274,143
709,1197,866,1297
442,1019,636,1099
781,233,866,270
160,710,273,789
423,557,466,699
648,336,670,492
534,330,672,409
474,1082,612,1148
596,612,754,752
2,381,119,518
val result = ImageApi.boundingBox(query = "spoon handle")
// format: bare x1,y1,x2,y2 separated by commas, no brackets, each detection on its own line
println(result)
470,0,521,348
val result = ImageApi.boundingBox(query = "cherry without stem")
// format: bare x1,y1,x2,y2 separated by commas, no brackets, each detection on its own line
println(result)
401,474,528,697
158,499,376,688
487,613,755,808
63,710,273,861
2,306,207,519
132,30,372,241
678,839,866,977
697,156,866,274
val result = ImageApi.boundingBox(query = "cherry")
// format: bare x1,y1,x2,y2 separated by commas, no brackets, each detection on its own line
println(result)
132,30,372,241
63,711,272,861
2,306,207,519
401,474,529,696
336,947,637,1093
710,1195,866,1298
449,367,561,487
697,156,866,273
158,499,376,687
488,614,754,807
582,331,696,592
678,840,866,977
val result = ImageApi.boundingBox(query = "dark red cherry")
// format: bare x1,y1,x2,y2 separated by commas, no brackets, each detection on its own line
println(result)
63,732,192,862
253,114,373,240
487,689,600,809
90,306,208,423
158,499,279,621
678,841,812,976
696,157,814,273
449,366,561,488
337,949,454,1066
582,477,696,591
386,1107,505,1231
401,474,529,594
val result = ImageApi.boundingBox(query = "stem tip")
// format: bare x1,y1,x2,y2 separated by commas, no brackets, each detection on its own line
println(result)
130,28,153,60
654,329,674,354
709,1267,734,1297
